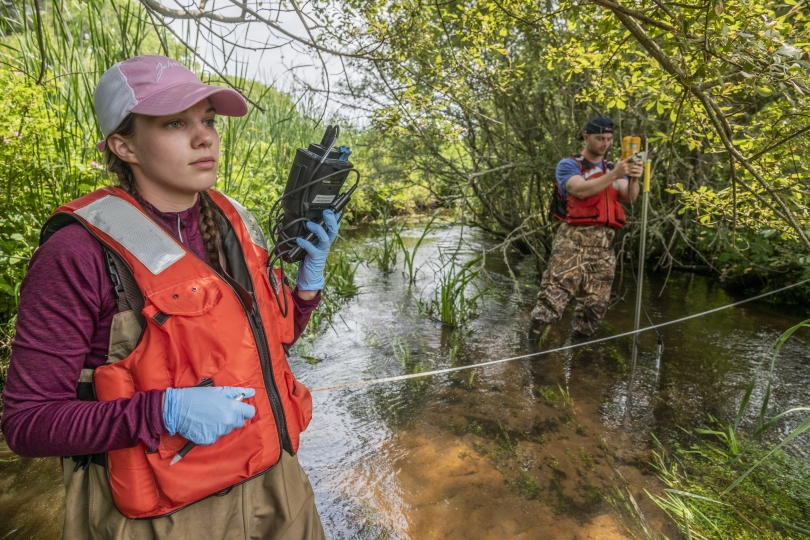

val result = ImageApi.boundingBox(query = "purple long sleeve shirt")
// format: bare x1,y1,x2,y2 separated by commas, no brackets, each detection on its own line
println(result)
1,195,319,458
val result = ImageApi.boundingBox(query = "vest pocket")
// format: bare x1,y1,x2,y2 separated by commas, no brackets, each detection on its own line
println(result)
147,276,224,316
566,196,601,222
283,370,312,432
259,269,294,344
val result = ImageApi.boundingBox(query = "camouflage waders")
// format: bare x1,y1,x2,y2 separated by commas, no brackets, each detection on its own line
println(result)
531,223,616,336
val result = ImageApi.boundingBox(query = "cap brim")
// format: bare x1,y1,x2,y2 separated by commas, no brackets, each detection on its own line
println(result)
130,82,248,118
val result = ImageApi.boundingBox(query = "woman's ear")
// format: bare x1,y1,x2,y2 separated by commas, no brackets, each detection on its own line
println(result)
107,133,138,165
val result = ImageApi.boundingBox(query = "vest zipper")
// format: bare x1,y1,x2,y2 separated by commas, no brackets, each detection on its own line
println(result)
215,222,293,456
204,256,293,456
246,298,292,455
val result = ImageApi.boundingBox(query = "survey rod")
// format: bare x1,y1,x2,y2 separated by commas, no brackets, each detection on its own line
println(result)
630,139,652,374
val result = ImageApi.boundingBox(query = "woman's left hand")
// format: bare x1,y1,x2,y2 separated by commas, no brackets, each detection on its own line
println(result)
295,210,340,291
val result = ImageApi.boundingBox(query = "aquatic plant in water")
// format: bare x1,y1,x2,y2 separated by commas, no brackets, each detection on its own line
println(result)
325,250,360,298
370,206,400,273
417,258,484,328
392,212,439,285
648,319,810,538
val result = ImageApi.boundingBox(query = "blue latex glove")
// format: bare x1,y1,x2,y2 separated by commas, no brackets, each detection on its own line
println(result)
163,386,256,446
296,209,340,291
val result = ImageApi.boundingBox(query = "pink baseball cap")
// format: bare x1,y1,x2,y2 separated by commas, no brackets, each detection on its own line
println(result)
93,55,248,151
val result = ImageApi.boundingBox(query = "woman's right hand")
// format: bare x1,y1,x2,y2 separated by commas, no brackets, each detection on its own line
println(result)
162,386,256,445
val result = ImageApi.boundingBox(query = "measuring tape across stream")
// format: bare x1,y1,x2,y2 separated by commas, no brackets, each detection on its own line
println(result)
310,279,810,393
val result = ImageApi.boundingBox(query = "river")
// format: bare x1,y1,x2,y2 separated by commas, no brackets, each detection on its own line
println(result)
1,223,808,538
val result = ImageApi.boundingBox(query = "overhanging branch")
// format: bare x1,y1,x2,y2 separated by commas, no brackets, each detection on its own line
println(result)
593,0,810,249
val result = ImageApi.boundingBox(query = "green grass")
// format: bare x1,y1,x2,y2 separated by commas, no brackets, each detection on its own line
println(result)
535,384,574,409
648,437,810,539
648,320,810,539
506,470,541,500
608,347,628,374
416,257,483,328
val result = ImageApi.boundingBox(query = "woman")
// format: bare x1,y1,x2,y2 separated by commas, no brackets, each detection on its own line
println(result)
1,55,335,539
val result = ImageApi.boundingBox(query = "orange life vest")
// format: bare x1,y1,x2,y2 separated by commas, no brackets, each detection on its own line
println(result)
551,155,626,229
42,187,312,519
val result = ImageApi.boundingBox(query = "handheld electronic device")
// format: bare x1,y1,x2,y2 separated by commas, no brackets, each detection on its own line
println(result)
621,136,641,161
268,125,358,263
621,136,648,163
266,125,360,314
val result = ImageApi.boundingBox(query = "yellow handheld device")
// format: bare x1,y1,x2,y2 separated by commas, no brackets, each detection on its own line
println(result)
621,136,641,161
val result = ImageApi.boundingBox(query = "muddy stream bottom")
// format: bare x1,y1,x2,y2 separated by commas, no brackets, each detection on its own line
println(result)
2,225,809,539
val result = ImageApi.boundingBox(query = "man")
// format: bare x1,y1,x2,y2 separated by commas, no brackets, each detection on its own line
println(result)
529,117,643,343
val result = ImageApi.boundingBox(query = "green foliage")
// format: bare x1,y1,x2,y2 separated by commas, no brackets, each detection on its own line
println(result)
694,414,744,460
649,439,810,539
0,61,106,322
344,130,436,222
649,320,810,538
331,0,810,284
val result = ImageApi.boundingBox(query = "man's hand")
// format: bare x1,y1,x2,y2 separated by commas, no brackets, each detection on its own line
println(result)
613,156,644,179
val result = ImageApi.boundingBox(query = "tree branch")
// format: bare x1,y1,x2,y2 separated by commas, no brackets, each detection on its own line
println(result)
139,0,379,60
139,0,246,23
749,123,810,162
586,0,701,40
696,71,747,91
146,7,169,55
594,0,810,248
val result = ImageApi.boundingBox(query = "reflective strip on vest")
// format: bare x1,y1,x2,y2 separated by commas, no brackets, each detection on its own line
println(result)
583,167,602,180
223,195,267,250
74,195,186,275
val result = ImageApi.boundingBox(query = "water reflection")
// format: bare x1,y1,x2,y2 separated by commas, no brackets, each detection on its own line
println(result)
2,224,809,539
297,225,810,538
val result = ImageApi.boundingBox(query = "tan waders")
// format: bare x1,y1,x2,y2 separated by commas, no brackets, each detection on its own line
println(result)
62,451,325,540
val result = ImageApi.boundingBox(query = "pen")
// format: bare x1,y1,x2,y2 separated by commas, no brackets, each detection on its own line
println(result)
169,392,245,466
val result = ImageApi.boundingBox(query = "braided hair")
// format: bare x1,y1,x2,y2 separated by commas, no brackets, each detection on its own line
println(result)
103,113,226,275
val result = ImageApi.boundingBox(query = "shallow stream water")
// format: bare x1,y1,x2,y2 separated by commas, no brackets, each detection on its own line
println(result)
1,224,809,539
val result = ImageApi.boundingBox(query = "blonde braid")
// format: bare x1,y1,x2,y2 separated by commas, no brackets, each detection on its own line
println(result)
198,191,226,275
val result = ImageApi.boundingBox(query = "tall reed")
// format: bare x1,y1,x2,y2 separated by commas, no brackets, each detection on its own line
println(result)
417,257,483,328
393,212,439,285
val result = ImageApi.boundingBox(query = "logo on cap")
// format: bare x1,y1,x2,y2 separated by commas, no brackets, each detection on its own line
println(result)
155,60,183,82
